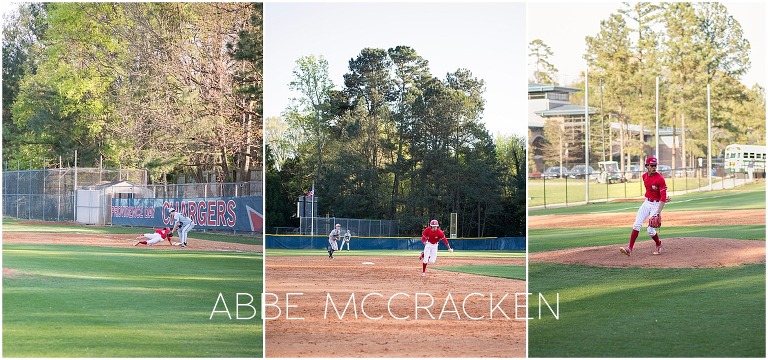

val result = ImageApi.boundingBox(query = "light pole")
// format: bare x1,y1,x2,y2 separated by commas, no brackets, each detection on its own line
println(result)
600,78,605,162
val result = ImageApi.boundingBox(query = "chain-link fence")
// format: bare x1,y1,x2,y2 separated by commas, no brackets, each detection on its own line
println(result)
145,181,262,198
529,165,760,208
298,217,399,237
3,168,147,221
3,167,263,222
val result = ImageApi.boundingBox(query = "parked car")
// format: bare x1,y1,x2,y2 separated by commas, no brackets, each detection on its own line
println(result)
657,164,672,177
597,161,624,184
624,165,641,179
541,166,570,180
569,165,596,179
674,168,696,178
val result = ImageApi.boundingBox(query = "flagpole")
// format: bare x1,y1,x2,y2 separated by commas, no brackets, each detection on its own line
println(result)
585,65,589,203
655,76,659,160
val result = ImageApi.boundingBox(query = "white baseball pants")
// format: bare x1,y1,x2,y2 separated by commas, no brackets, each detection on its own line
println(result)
422,242,439,264
633,199,662,237
179,222,194,245
141,233,164,245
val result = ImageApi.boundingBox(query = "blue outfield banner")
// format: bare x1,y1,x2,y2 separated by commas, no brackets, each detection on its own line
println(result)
265,235,526,251
112,196,263,233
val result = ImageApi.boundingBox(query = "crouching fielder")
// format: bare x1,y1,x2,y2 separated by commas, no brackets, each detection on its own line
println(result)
169,207,194,248
420,219,453,277
341,230,351,250
135,227,173,246
328,224,342,259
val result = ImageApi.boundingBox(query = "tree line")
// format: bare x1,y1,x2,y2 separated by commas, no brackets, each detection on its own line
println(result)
2,3,263,183
529,3,765,172
266,47,526,237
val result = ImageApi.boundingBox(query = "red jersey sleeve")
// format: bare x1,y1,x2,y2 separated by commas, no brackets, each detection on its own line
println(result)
156,228,169,239
421,227,428,243
439,229,450,247
659,177,668,202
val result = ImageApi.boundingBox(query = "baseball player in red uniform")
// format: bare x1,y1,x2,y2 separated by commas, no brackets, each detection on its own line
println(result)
620,156,668,256
134,227,174,246
420,219,453,277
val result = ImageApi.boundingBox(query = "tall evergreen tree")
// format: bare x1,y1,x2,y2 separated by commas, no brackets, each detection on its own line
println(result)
662,3,708,168
619,2,662,165
284,54,335,188
586,13,635,169
528,39,559,85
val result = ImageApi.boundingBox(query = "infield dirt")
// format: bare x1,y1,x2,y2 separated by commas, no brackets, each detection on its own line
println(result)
265,255,526,358
528,209,764,229
529,209,765,268
2,232,262,252
530,237,765,268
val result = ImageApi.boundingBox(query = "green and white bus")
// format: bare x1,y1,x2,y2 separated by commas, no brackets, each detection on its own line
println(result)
724,144,766,176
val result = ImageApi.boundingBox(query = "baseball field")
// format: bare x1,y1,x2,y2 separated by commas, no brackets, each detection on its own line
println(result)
264,249,526,358
528,180,766,357
2,219,263,357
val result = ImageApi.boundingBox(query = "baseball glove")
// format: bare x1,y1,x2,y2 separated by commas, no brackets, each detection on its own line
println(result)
649,214,662,228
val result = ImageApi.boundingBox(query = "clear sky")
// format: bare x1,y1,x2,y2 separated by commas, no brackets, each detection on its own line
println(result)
264,2,528,137
527,2,766,88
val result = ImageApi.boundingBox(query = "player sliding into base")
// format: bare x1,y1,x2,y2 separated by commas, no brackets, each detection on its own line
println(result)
134,227,174,246
420,219,453,277
620,156,669,257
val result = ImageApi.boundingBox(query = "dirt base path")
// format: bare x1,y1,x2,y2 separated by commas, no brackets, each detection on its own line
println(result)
2,232,262,252
529,209,764,229
530,237,765,268
265,255,525,358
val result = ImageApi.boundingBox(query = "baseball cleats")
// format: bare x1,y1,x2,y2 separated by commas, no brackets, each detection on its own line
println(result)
653,245,663,255
419,252,424,261
620,247,631,256
181,243,186,248
421,272,426,277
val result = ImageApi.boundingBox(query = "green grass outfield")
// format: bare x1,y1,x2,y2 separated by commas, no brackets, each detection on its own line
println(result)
529,263,765,357
434,265,526,281
529,180,766,216
528,182,766,357
530,225,765,253
3,244,262,357
2,218,262,246
528,175,738,207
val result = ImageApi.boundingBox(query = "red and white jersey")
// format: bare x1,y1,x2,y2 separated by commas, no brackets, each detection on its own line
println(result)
422,227,449,247
643,171,667,201
155,228,171,239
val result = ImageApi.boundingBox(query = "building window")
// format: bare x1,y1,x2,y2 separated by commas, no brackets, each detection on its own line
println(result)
546,92,569,101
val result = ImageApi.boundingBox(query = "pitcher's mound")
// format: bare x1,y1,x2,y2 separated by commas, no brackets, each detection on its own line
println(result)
530,237,765,268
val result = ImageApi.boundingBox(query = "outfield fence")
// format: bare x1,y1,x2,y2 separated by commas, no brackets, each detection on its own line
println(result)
296,217,399,237
266,235,525,251
530,166,761,208
3,167,263,234
2,168,146,221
